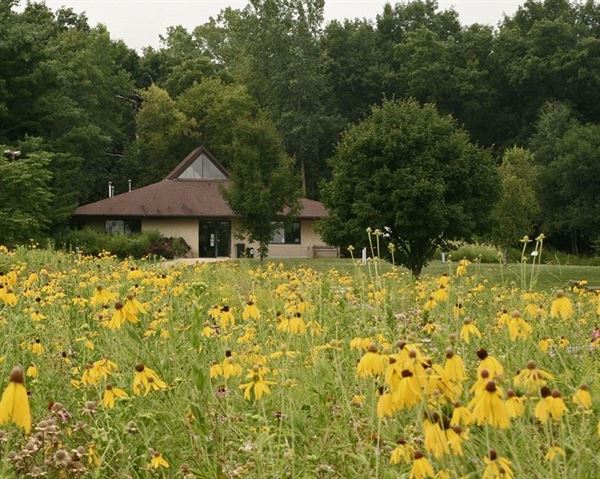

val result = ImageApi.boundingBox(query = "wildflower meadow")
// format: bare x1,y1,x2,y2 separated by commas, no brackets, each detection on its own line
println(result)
1,246,600,478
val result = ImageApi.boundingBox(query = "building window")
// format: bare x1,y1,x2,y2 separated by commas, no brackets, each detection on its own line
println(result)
178,154,226,180
105,219,141,235
270,221,301,244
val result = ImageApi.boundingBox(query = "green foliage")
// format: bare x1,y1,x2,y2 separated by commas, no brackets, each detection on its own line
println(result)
132,85,196,185
320,99,499,276
59,228,191,259
0,2,137,207
491,147,540,251
199,0,340,197
0,150,53,245
223,114,301,260
531,103,600,253
446,243,503,264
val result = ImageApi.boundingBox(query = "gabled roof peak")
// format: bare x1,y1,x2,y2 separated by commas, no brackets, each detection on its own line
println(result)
164,146,229,181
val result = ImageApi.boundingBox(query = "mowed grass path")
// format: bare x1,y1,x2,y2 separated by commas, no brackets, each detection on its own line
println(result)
238,259,600,290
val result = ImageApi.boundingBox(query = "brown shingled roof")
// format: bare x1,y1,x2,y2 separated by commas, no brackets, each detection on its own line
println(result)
73,146,328,219
73,180,327,219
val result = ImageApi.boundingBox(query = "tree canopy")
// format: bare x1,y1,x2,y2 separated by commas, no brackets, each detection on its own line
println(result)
320,99,498,275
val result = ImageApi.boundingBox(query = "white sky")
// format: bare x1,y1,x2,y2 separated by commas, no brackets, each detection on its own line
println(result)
38,0,525,50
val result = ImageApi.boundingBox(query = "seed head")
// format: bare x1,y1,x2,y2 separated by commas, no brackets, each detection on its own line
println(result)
540,386,551,398
9,367,24,384
485,381,497,393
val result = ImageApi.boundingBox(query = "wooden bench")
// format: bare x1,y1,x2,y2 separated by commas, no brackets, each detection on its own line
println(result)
312,245,339,258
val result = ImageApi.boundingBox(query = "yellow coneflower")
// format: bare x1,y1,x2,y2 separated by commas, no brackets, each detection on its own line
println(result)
456,258,470,277
123,294,146,323
409,451,434,479
443,348,465,382
505,390,525,418
452,302,464,319
545,446,566,462
506,311,532,341
239,366,275,401
148,450,169,469
377,388,397,418
550,290,573,320
432,285,449,303
469,381,510,429
104,302,127,330
356,344,386,378
26,365,38,379
513,361,553,393
392,369,422,409
437,274,450,288
102,384,128,408
0,367,32,433
209,362,223,378
496,309,510,328
423,415,449,458
218,305,235,329
30,310,45,322
450,403,472,427
538,337,553,352
242,298,261,320
423,296,437,311
572,385,592,409
482,450,513,479
460,319,481,344
90,285,117,305
30,339,44,356
390,439,413,464
446,425,468,456
288,313,307,334
476,349,504,379
534,387,567,423
133,364,168,396
221,352,242,379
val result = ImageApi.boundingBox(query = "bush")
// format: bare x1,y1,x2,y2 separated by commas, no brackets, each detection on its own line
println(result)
445,243,503,264
59,228,190,259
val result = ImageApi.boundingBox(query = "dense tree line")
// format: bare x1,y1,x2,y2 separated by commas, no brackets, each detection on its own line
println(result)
1,0,600,253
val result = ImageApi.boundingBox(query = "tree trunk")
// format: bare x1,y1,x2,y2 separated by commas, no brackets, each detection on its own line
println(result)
300,157,307,196
410,264,422,278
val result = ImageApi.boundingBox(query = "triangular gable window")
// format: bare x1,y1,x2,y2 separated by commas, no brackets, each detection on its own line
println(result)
178,154,226,180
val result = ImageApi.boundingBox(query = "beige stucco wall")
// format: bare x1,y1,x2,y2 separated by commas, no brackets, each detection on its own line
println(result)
78,217,332,259
231,219,333,259
142,218,199,257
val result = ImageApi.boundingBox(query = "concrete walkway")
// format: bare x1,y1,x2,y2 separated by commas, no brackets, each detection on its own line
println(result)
160,257,231,267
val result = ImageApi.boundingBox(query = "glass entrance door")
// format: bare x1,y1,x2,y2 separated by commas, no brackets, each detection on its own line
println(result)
199,220,231,257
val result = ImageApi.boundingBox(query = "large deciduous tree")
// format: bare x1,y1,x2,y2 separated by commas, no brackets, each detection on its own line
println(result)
320,99,498,276
0,149,53,245
223,114,301,261
491,147,540,253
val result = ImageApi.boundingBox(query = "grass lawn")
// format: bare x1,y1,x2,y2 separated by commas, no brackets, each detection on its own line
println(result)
238,258,600,290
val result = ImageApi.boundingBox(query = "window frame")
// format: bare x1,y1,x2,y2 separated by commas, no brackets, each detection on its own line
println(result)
269,220,301,245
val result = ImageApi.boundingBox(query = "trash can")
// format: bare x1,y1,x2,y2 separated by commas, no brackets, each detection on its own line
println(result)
236,243,245,258
245,247,255,258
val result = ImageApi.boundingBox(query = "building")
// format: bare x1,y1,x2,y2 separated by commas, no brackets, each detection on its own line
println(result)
73,146,335,258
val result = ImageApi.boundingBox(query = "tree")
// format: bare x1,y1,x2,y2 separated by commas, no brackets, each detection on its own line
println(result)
196,0,340,198
223,114,301,261
129,79,260,186
531,110,600,253
0,149,53,245
491,147,540,253
319,99,498,276
131,85,196,185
